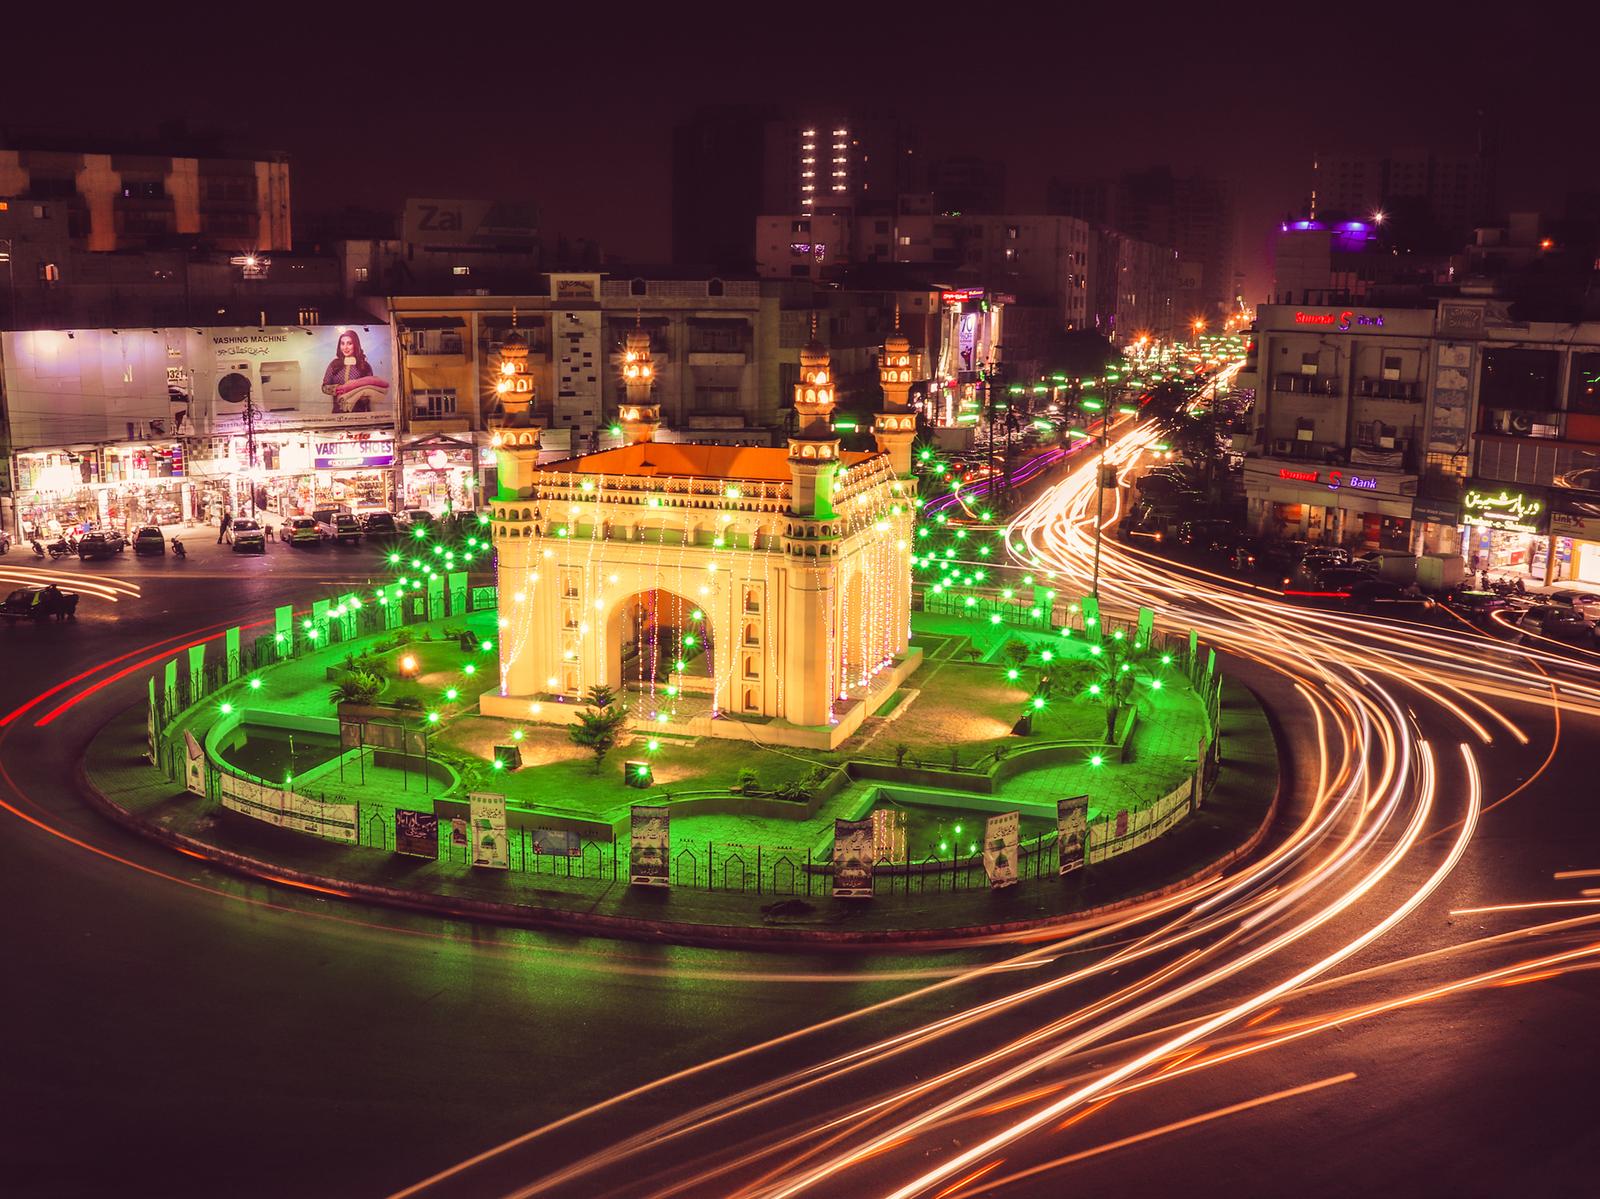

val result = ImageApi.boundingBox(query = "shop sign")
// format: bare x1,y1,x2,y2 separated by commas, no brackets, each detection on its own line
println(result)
314,435,394,470
1411,497,1462,525
1294,310,1385,330
1462,485,1546,534
1326,469,1378,492
1550,493,1600,542
1278,467,1319,483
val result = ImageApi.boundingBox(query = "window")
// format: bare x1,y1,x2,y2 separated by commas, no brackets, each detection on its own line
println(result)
630,278,647,296
38,263,60,282
743,622,760,646
354,266,369,282
1568,352,1600,416
32,204,46,219
412,389,458,418
707,278,724,297
297,308,319,325
744,587,761,613
743,653,759,680
1481,348,1560,410
452,265,471,276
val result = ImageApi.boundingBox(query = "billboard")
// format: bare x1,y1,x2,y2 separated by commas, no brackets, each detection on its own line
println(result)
218,774,356,843
630,805,670,886
468,792,509,869
0,325,390,449
403,199,539,248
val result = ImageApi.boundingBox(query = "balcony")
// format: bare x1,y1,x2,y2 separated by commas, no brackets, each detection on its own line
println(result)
1274,373,1341,396
1356,377,1422,402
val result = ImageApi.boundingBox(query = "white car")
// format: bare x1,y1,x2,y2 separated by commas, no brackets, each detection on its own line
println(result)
231,519,266,553
287,517,324,546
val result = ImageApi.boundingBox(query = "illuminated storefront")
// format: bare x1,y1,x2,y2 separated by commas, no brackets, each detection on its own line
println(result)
185,431,396,521
12,443,188,537
1244,459,1417,549
397,434,493,514
1459,481,1553,577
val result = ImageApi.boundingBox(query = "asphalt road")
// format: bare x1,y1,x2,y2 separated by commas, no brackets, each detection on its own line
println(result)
2,516,1599,1198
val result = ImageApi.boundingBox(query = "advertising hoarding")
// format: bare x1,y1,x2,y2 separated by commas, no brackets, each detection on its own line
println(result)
0,325,391,449
218,774,356,843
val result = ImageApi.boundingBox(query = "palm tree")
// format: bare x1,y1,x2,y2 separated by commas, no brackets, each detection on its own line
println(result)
329,671,382,707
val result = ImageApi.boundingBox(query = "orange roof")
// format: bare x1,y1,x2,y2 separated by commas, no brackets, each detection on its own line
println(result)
538,442,877,482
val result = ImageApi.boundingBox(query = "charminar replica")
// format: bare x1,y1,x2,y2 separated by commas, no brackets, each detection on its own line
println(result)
479,324,923,749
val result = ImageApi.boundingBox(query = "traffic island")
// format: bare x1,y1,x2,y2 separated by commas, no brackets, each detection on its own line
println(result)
82,609,1282,947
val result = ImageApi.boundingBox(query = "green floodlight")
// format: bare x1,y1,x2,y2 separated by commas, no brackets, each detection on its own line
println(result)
1151,679,1164,690
611,424,623,437
1090,754,1105,767
1161,653,1173,665
512,728,524,741
1030,607,1042,618
478,514,489,526
1089,683,1102,696
990,613,1002,625
1090,644,1103,656
219,702,233,715
1033,419,1053,431
445,687,459,701
646,738,660,752
463,664,476,675
833,420,858,432
1032,696,1046,710
1118,405,1139,416
492,758,505,771
413,526,427,539
1081,399,1104,412
1067,428,1090,439
1007,668,1020,681
1041,649,1054,663
388,552,400,564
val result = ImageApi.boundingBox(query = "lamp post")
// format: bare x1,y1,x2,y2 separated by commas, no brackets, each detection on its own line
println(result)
1070,398,1141,601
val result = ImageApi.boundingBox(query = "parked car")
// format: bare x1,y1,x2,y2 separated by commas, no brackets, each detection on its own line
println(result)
331,513,364,544
1176,519,1238,555
287,517,324,546
1517,604,1594,644
77,531,127,559
362,511,400,537
1,585,78,622
311,507,350,540
1440,589,1511,629
1545,590,1600,619
231,518,266,553
403,509,435,537
0,528,10,554
132,525,166,556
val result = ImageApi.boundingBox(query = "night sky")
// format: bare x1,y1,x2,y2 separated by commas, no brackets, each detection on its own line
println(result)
6,7,1594,301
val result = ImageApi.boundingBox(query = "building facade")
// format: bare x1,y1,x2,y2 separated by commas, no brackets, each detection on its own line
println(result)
482,338,917,749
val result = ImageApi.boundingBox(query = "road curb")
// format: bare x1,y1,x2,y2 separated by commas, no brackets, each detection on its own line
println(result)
77,683,1284,952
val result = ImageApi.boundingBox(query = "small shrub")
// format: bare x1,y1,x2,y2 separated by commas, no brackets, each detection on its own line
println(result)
330,670,382,707
391,695,423,711
993,743,1009,762
893,742,909,768
948,746,961,769
394,629,414,647
373,638,395,653
803,764,831,793
343,652,357,671
737,767,760,793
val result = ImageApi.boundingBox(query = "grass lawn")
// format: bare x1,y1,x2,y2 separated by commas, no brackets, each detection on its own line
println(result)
884,662,1101,765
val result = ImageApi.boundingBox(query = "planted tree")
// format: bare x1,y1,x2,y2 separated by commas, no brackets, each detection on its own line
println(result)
568,688,630,773
329,671,382,707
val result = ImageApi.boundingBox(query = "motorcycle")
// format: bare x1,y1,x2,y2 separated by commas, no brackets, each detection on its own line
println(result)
171,537,187,559
31,539,44,558
45,537,74,560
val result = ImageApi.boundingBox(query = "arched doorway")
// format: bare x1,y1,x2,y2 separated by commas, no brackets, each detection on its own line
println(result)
612,588,714,693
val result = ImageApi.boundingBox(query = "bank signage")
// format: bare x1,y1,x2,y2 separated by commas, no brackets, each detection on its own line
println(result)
1276,467,1384,491
1294,310,1386,331
1462,484,1547,534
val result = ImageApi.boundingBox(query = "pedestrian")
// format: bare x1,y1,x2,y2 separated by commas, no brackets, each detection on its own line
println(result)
218,510,233,545
265,523,276,542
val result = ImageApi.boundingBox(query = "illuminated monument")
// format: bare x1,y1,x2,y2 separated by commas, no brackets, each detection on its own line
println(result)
480,329,919,748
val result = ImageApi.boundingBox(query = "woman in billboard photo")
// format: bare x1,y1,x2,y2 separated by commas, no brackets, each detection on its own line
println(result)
322,330,389,414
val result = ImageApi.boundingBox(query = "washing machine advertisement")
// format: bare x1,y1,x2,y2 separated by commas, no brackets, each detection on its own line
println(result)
189,325,392,435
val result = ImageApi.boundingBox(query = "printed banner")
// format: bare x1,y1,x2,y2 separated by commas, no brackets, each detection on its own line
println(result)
1428,343,1473,455
182,729,207,797
1057,796,1089,875
394,809,439,858
832,818,874,898
274,604,293,651
218,774,356,843
225,627,241,681
471,585,498,613
1136,607,1154,651
427,575,445,621
630,805,671,886
146,677,158,763
469,791,509,870
1188,628,1200,681
1080,594,1102,643
311,598,330,642
163,658,178,718
187,643,206,699
983,811,1020,888
448,571,468,617
450,817,469,848
337,593,358,640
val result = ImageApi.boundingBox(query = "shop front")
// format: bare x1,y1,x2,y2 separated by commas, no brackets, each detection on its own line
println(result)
1460,481,1553,580
1546,491,1600,586
11,443,190,537
181,430,397,524
397,434,494,514
1244,459,1417,548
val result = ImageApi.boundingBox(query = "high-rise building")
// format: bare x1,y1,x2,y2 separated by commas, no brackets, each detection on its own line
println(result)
1311,148,1492,239
671,105,778,273
927,157,1006,215
1048,167,1234,323
761,116,918,217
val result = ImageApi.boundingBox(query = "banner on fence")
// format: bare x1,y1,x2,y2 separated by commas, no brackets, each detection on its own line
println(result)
449,571,468,617
531,828,581,857
340,718,426,757
1188,628,1200,681
1057,795,1089,875
146,677,158,762
629,805,670,886
1206,647,1217,686
275,604,293,652
833,818,874,897
451,817,468,847
1136,607,1154,651
337,593,358,640
182,729,206,796
1080,594,1102,643
219,774,357,843
189,643,207,696
162,658,178,718
394,809,439,858
469,791,509,869
225,627,241,681
427,575,445,621
471,585,497,613
312,598,331,643
983,811,1020,888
